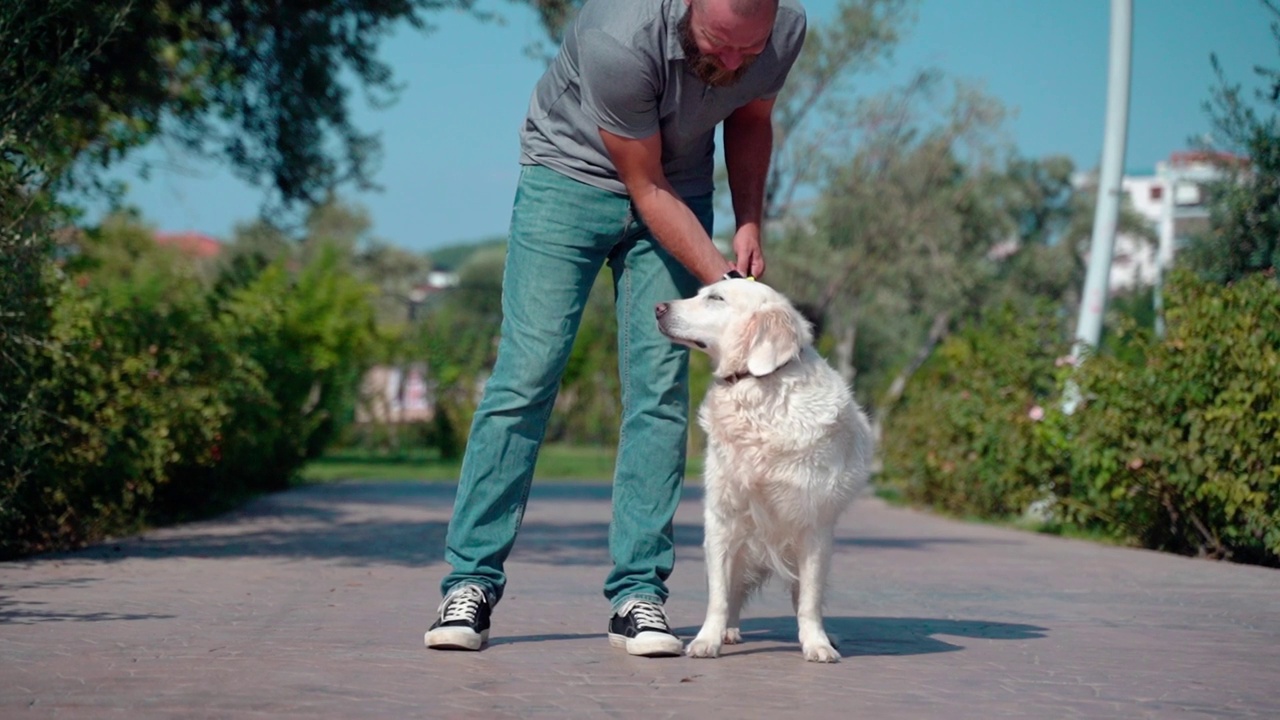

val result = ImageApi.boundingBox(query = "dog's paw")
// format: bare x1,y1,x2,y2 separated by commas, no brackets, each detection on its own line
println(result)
723,627,742,645
686,635,723,659
802,641,841,663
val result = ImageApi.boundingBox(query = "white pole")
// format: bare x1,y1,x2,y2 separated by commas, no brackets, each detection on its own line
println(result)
1073,0,1134,361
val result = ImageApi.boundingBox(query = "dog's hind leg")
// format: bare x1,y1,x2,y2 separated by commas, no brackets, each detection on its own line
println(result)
794,530,840,663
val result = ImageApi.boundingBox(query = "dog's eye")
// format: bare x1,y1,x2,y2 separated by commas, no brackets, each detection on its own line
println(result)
706,294,724,302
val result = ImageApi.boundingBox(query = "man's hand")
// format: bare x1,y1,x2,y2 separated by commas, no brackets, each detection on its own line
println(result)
732,223,765,278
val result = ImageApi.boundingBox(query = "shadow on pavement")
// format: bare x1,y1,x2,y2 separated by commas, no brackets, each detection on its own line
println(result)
487,632,604,647
0,603,177,624
0,584,177,625
483,616,1047,657
673,616,1049,657
13,483,1020,568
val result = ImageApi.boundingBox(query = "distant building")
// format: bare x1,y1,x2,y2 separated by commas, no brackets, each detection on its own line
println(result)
356,362,436,424
154,231,224,259
1107,151,1233,292
404,270,460,321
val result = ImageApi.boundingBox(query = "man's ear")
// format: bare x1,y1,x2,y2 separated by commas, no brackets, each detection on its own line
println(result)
742,305,808,377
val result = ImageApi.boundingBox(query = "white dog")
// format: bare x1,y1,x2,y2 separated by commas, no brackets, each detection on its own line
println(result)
655,278,873,662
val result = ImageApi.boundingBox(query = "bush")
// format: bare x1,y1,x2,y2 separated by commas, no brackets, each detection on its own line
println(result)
0,214,62,546
880,271,1280,566
0,229,380,558
214,247,379,488
879,301,1071,518
1063,271,1280,563
2,236,238,550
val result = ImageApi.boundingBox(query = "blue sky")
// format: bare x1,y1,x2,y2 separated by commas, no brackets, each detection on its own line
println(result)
96,0,1277,252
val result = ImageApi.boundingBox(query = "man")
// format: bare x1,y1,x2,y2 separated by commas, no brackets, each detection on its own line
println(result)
425,0,806,657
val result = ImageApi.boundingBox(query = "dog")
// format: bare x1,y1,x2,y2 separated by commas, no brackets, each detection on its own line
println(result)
655,278,873,662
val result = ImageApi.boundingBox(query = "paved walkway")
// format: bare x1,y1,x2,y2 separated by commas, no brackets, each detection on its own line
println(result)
2,481,1277,719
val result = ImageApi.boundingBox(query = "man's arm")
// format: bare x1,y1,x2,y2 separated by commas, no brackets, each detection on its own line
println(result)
600,128,736,285
722,96,776,278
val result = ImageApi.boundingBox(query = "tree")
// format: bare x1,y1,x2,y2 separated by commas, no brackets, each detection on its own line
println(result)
984,157,1156,323
1,0,134,498
511,0,581,61
765,0,916,221
1182,0,1280,282
402,244,506,451
766,70,1156,423
2,0,491,211
765,74,1009,396
222,197,434,327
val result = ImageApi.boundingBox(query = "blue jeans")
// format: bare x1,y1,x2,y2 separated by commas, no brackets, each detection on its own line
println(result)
440,164,706,613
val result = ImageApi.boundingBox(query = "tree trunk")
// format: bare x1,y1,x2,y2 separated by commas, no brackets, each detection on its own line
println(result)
873,311,950,445
835,320,857,387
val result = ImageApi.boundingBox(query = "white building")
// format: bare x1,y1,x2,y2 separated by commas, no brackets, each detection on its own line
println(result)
1108,151,1229,292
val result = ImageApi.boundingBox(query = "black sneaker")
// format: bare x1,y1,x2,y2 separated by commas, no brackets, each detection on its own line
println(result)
607,599,683,657
424,584,491,651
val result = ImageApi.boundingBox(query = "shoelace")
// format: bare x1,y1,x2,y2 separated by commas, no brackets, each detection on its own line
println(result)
438,586,485,623
624,600,669,630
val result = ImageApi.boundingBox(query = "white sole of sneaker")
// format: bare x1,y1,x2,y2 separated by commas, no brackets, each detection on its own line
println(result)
608,631,683,657
425,627,489,651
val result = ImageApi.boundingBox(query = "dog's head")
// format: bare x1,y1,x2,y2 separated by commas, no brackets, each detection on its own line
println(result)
656,279,813,380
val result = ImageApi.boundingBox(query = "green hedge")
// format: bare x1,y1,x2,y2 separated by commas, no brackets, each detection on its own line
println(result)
0,241,378,558
879,301,1072,519
881,271,1280,566
1061,271,1280,564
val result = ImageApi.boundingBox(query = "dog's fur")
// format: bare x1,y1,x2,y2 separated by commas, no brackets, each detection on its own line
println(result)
656,279,873,662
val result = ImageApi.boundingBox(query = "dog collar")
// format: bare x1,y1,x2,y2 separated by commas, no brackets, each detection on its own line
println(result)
715,358,795,385
715,370,753,385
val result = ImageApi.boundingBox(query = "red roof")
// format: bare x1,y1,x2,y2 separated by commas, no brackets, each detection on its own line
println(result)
1168,150,1248,168
154,231,223,259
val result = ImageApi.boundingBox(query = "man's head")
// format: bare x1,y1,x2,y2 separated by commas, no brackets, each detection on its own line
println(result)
679,0,778,87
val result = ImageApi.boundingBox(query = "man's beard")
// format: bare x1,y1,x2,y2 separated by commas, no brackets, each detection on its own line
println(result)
677,11,759,88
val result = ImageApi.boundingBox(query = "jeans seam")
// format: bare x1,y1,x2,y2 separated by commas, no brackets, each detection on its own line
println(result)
611,227,632,561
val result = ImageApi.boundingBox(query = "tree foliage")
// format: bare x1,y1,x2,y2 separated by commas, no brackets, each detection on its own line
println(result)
766,0,916,221
1182,0,1280,282
1,211,381,558
2,0,492,210
0,0,120,504
881,271,1280,567
226,196,436,328
765,74,1013,402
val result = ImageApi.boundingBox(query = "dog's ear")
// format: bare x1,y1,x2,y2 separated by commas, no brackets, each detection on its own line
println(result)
742,304,811,377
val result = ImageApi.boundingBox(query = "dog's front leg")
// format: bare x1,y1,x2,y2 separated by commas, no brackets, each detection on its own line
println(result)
687,511,733,658
723,549,747,645
795,529,839,663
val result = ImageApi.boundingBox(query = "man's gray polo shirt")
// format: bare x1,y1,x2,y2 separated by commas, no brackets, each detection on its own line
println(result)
518,0,807,198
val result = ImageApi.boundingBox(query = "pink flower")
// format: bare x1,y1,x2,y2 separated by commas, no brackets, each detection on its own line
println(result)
1028,405,1045,421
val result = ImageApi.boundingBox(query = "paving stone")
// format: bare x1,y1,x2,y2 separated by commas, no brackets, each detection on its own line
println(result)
2,481,1277,719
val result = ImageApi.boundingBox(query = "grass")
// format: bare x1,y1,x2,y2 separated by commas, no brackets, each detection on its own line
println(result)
298,443,705,484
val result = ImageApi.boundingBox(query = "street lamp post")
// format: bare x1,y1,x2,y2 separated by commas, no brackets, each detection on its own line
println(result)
1064,0,1133,415
1073,0,1134,362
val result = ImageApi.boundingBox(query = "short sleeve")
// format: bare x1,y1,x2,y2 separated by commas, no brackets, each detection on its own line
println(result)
577,28,661,139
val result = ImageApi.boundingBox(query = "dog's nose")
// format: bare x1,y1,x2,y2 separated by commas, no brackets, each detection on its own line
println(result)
655,302,669,319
